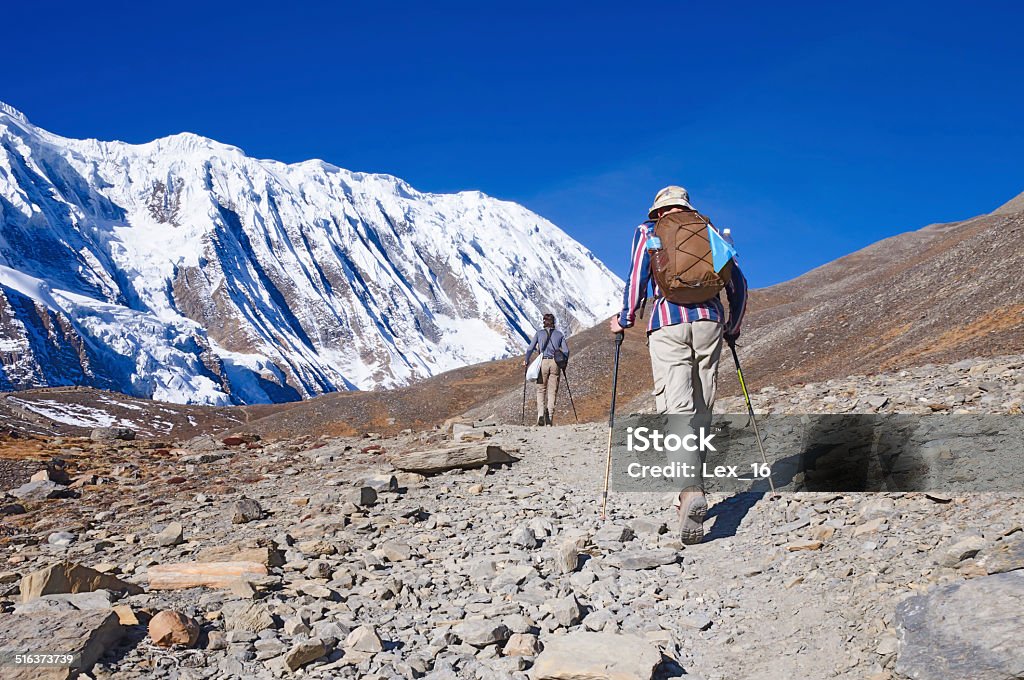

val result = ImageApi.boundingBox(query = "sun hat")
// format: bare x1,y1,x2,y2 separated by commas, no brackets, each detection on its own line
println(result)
648,185,693,219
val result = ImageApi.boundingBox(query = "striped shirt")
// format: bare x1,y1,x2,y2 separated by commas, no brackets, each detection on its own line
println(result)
617,222,748,334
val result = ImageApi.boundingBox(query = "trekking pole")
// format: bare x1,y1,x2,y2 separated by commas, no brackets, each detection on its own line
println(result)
727,338,779,499
560,368,579,423
520,368,527,426
601,332,625,520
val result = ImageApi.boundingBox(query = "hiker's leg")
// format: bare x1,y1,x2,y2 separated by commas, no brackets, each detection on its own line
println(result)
535,370,546,422
546,360,560,416
691,321,724,415
649,323,696,414
649,338,667,414
647,329,671,413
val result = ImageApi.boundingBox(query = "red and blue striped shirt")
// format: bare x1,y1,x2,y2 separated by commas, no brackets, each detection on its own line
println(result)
617,222,748,334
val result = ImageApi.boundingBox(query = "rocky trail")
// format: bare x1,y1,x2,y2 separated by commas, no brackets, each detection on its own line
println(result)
2,356,1024,679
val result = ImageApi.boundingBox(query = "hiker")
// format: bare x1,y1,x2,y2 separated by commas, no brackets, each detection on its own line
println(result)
523,313,570,426
609,185,747,543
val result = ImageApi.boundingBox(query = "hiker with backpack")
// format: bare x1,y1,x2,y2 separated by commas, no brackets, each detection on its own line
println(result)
608,185,747,543
523,313,570,426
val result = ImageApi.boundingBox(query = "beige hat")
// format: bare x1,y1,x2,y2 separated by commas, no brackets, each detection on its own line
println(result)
648,185,693,219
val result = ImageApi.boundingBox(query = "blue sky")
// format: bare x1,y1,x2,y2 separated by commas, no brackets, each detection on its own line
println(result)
5,1,1022,287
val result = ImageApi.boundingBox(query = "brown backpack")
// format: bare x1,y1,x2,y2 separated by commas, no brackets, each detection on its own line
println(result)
649,210,732,304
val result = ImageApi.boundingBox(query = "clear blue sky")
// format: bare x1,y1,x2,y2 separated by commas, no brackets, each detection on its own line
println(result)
5,1,1022,287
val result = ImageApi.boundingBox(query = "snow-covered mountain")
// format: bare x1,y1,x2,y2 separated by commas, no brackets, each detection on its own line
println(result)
0,102,623,404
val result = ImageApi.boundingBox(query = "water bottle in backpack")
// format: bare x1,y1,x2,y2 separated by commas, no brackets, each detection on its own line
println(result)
647,234,669,282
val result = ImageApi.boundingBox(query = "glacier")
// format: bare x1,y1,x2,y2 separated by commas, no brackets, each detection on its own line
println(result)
0,102,623,404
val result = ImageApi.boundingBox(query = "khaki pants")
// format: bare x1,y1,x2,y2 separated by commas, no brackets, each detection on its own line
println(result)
535,358,560,419
648,320,723,415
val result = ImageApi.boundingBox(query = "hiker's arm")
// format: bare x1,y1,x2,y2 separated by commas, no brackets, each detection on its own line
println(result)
524,333,539,365
724,264,748,338
558,332,569,359
617,226,650,329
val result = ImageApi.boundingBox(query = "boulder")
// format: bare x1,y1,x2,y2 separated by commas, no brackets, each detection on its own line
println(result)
504,632,541,656
9,480,74,501
15,589,117,614
284,638,327,671
20,562,142,603
512,526,539,549
227,602,276,633
153,522,184,547
48,531,77,547
341,486,377,507
936,535,987,567
1,502,27,515
90,427,135,441
454,619,511,647
546,594,583,628
345,624,384,653
0,610,123,679
554,541,580,574
378,541,413,562
390,443,518,475
895,571,1024,680
361,474,399,492
231,498,264,524
977,532,1024,575
531,632,662,679
148,609,200,647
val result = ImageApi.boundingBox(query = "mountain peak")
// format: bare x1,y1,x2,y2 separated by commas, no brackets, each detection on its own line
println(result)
147,131,244,156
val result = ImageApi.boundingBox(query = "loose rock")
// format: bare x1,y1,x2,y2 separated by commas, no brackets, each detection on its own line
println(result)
531,632,662,680
231,498,264,524
148,609,200,648
284,638,327,671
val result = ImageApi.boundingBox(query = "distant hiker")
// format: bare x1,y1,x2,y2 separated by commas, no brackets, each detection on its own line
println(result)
609,185,748,543
524,313,570,426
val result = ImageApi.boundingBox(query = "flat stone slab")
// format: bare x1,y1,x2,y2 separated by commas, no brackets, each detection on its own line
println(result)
531,631,662,679
195,540,284,567
604,549,679,571
0,610,123,679
147,561,269,589
895,570,1024,680
390,443,517,475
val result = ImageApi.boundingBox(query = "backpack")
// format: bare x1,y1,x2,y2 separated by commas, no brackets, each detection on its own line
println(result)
649,210,733,304
554,344,568,370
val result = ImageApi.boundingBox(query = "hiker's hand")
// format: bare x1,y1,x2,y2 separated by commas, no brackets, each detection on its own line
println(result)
724,329,740,345
608,317,626,334
522,359,528,368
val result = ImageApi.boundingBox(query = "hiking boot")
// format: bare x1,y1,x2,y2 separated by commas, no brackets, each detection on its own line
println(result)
544,411,553,426
536,415,546,427
677,487,707,545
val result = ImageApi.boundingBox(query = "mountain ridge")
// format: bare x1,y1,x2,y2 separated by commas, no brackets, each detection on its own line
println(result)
0,102,623,405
